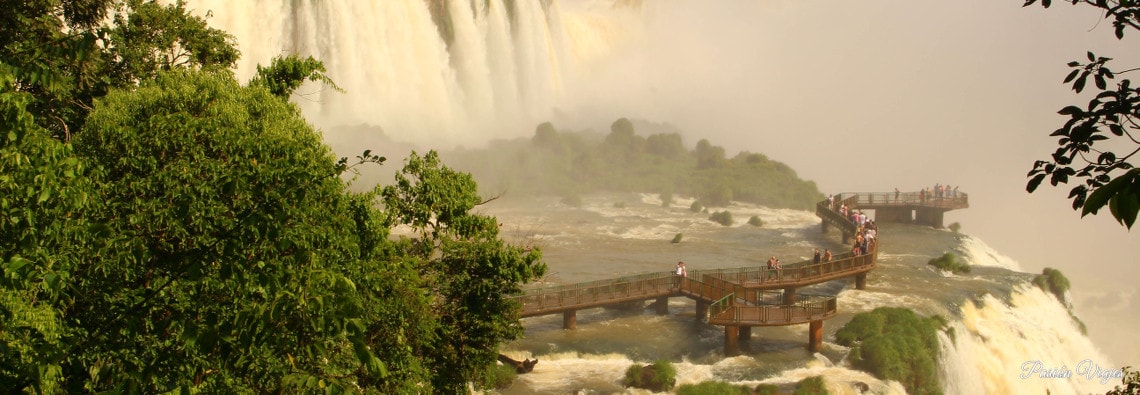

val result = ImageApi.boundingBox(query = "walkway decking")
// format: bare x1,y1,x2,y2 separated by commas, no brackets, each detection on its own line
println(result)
511,191,965,354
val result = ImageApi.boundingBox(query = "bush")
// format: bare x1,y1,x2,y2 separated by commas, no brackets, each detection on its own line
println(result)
483,362,517,389
1031,268,1086,334
622,360,676,392
676,381,752,395
835,308,947,395
708,210,733,226
1032,267,1070,304
690,200,704,213
672,233,683,244
948,222,961,233
794,376,828,395
927,252,970,274
748,215,764,227
755,383,780,395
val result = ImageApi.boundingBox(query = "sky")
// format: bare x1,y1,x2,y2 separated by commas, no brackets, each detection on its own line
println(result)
198,0,1139,365
548,0,1140,364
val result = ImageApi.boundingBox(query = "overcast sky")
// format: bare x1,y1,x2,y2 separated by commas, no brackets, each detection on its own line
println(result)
554,0,1140,364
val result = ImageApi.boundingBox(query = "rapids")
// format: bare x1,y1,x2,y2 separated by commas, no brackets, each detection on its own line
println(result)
482,193,1116,394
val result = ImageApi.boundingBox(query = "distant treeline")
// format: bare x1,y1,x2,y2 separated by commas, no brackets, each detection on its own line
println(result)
443,118,824,210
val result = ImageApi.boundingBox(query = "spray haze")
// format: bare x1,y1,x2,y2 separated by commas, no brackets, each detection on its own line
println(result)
186,0,1139,367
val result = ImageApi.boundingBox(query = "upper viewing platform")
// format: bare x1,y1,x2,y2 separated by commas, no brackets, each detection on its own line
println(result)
820,189,968,230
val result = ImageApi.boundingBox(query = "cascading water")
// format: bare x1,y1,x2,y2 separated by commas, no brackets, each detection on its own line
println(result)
182,0,639,148
179,2,1127,392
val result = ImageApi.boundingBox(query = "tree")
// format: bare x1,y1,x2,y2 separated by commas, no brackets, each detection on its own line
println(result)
381,150,546,393
0,0,238,140
3,64,546,393
1024,0,1140,229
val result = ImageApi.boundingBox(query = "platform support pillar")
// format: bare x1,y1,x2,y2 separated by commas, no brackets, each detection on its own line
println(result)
563,310,576,330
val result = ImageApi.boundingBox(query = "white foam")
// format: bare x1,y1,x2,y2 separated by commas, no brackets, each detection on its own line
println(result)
956,235,1023,271
941,284,1116,395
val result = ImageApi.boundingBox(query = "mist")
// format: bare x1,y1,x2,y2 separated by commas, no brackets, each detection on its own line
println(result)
547,1,1140,364
190,0,1140,365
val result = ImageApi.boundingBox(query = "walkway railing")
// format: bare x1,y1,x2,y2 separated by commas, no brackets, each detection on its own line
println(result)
834,191,969,209
514,248,874,317
707,292,837,326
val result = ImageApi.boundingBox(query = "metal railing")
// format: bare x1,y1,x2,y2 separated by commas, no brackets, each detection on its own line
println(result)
832,191,969,209
708,293,837,326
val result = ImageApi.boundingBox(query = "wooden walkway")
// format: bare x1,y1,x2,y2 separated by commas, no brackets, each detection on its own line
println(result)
510,191,965,354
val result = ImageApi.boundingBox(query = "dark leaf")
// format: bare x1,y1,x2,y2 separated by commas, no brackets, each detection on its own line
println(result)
1027,174,1047,193
1074,72,1088,92
1064,69,1080,83
1088,51,1096,62
1082,168,1138,216
1057,105,1083,116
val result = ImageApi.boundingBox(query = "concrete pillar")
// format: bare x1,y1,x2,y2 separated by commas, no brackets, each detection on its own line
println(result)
782,287,797,305
740,326,752,342
855,272,867,290
563,310,576,330
724,326,740,356
916,207,946,228
808,320,823,353
696,301,709,322
655,296,669,315
875,207,912,223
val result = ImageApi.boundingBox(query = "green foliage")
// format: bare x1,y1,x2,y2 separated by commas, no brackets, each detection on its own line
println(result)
1032,267,1071,304
748,215,764,227
690,200,705,212
249,54,342,98
1107,366,1140,395
1023,1,1140,229
441,120,823,211
948,222,961,233
794,375,829,395
675,381,753,395
0,66,98,395
709,210,734,226
672,233,684,244
1,66,546,393
835,307,947,395
1,0,239,140
622,360,676,392
483,362,517,390
381,150,546,393
928,252,970,274
104,0,240,85
1031,267,1086,334
755,383,780,395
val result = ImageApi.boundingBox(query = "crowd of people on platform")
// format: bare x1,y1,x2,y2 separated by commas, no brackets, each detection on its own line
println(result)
918,183,960,203
673,193,881,284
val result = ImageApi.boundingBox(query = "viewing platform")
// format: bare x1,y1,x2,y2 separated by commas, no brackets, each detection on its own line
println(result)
511,191,965,355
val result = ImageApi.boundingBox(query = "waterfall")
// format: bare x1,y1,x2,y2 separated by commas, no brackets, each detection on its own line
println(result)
181,0,639,148
939,285,1118,395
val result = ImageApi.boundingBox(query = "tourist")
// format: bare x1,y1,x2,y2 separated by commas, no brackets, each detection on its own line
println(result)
823,249,833,262
673,261,687,288
813,248,821,264
766,256,780,281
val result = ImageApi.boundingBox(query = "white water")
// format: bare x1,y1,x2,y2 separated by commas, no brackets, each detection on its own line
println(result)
177,2,1126,392
183,0,641,148
941,285,1117,395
